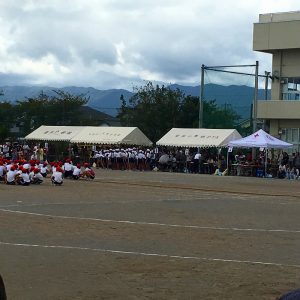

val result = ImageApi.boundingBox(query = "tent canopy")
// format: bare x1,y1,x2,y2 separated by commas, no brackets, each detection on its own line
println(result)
228,129,293,149
70,126,152,146
25,126,152,146
156,128,242,148
25,125,84,142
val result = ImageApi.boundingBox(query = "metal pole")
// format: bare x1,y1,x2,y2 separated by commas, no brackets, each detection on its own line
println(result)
264,71,270,100
252,61,259,134
199,64,205,128
252,61,259,160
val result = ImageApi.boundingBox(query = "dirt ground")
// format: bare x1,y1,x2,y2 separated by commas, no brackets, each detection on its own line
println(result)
1,170,300,299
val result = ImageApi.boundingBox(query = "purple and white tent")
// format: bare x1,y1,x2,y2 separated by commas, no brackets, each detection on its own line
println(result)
228,129,292,149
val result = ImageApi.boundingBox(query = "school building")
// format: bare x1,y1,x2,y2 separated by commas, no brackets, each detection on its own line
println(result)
253,11,300,151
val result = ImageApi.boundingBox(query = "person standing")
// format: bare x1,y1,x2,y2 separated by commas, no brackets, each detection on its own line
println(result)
293,152,300,178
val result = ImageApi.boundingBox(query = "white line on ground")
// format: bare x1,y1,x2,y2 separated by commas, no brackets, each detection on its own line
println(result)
0,240,299,268
1,208,300,234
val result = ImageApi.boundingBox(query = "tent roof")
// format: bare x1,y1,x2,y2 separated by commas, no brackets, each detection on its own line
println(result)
25,125,84,142
25,126,152,146
228,129,293,149
156,128,242,148
70,126,152,146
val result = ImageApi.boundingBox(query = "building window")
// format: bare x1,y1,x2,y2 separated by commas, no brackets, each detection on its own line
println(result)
281,77,300,100
281,128,300,152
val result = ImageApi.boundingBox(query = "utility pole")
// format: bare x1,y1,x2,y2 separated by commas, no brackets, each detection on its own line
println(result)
264,71,270,100
252,60,259,160
199,64,205,128
252,60,259,134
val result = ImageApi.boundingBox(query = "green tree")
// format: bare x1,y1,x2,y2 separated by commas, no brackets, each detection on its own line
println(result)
118,82,186,142
203,100,240,128
15,90,89,135
118,82,241,142
0,102,15,140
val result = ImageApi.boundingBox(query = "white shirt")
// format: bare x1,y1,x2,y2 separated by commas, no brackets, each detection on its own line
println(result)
73,167,81,176
6,170,16,182
52,171,63,183
63,162,73,171
0,165,5,176
40,166,48,174
33,172,44,181
194,153,201,160
20,173,31,183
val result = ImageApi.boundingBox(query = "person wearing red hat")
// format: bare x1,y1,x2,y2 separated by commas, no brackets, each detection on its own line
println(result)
5,165,16,185
63,159,73,179
31,168,43,184
72,163,82,180
18,168,30,186
40,162,48,178
0,161,5,182
51,166,63,185
82,163,95,180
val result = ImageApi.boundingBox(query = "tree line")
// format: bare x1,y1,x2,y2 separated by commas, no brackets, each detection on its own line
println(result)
118,82,244,142
0,82,246,142
0,90,89,140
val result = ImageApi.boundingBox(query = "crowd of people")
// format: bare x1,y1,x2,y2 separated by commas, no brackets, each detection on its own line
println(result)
2,141,300,180
0,156,95,186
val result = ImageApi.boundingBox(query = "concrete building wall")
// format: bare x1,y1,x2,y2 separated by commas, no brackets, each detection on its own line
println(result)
253,18,300,52
254,11,300,147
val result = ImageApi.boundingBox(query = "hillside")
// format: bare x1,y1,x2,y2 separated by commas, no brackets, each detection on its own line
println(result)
0,84,269,120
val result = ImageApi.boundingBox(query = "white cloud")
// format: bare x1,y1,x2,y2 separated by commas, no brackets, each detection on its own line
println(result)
0,0,299,88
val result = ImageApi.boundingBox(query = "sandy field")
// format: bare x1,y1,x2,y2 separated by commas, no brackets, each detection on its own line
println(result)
1,170,300,299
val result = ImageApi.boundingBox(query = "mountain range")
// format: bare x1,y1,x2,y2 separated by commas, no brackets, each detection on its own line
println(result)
0,84,270,120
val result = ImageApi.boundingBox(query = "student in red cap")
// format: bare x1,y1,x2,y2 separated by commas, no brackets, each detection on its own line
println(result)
18,168,31,186
5,165,16,185
82,162,95,180
31,168,43,184
51,166,63,185
72,164,82,180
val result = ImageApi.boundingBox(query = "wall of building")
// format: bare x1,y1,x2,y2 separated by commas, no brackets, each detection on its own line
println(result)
253,20,300,52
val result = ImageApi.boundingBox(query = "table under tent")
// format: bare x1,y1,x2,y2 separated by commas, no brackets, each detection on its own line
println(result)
227,129,293,177
156,128,242,173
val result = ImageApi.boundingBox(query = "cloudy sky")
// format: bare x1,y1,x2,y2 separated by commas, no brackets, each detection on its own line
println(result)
0,0,299,90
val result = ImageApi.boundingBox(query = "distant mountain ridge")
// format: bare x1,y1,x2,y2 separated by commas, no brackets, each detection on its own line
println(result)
0,84,269,120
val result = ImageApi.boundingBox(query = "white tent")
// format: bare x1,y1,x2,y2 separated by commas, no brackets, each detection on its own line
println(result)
227,129,292,176
228,129,293,149
26,125,152,146
156,128,242,148
70,126,152,146
25,125,84,142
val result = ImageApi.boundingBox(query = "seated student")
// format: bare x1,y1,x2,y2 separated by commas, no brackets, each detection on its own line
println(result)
63,159,73,178
51,166,63,185
40,162,48,178
0,161,6,181
17,168,31,186
5,165,16,185
72,164,82,180
31,168,43,184
278,163,286,179
82,163,95,179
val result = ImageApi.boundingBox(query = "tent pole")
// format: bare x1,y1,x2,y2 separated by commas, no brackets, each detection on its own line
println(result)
226,148,229,174
265,148,268,177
